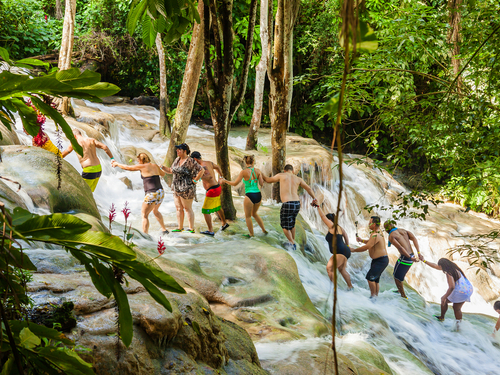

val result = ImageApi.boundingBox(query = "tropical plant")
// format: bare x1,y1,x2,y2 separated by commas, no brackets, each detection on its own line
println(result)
0,203,184,373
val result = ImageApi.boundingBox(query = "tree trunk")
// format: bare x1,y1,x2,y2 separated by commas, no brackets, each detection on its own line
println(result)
268,0,299,201
55,0,63,19
57,0,76,115
163,1,205,169
448,0,462,92
156,33,171,137
246,0,270,151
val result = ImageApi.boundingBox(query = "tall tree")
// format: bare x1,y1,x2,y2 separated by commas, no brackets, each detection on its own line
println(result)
448,0,463,92
246,0,272,151
55,0,63,19
204,0,259,219
57,0,76,115
164,0,205,168
156,33,171,137
268,0,300,200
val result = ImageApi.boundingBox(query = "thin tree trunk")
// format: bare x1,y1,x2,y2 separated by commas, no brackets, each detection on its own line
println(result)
163,1,205,169
268,0,299,201
448,0,462,92
156,33,171,137
57,0,76,115
246,0,270,151
55,0,63,19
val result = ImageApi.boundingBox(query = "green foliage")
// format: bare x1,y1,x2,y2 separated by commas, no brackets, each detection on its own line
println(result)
447,230,500,273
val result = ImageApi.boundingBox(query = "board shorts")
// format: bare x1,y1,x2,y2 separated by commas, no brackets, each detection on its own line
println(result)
246,192,262,204
393,254,414,282
144,189,165,205
202,184,222,214
82,165,102,192
366,255,389,283
280,201,301,230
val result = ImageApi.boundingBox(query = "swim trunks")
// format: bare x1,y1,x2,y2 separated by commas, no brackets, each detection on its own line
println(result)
366,255,389,283
202,184,222,214
82,164,102,192
448,275,473,303
280,201,301,230
144,188,165,205
246,192,262,204
393,254,414,282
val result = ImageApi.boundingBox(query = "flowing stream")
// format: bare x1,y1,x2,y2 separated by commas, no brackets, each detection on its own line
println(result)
10,101,500,374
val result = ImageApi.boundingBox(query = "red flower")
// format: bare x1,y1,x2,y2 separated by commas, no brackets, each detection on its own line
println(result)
122,201,131,221
157,237,166,255
108,203,116,226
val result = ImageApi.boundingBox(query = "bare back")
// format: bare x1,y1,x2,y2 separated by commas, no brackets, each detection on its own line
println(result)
77,138,100,168
277,173,302,202
140,163,162,177
200,160,218,189
389,228,413,256
368,232,388,259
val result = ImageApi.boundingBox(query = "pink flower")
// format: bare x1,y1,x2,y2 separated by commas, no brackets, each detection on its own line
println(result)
108,203,116,226
44,15,48,22
122,201,131,221
157,237,166,255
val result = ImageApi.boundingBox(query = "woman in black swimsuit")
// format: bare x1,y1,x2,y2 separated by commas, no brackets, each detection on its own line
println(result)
316,206,353,289
112,153,168,235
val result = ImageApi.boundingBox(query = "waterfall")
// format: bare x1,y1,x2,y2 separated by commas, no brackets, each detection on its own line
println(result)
9,101,500,374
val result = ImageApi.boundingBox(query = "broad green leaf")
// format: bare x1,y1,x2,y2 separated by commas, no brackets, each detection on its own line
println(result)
10,99,38,136
4,246,37,270
26,322,73,345
126,270,172,311
0,71,29,94
142,16,157,47
69,250,113,298
318,92,340,121
0,47,10,62
56,68,101,88
0,355,14,375
15,213,92,238
19,327,41,349
176,17,190,34
36,347,94,375
30,96,84,156
71,82,121,99
357,21,378,54
127,0,148,35
21,76,73,93
110,280,133,346
15,58,50,69
11,207,35,226
118,260,185,293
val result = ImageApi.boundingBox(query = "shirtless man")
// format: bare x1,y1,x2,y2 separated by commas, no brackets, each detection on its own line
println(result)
263,164,318,250
384,220,423,299
62,129,114,192
352,216,389,298
191,151,229,236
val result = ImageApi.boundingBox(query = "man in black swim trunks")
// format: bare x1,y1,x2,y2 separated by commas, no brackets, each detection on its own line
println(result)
352,216,389,298
384,220,423,299
263,164,318,250
191,151,229,236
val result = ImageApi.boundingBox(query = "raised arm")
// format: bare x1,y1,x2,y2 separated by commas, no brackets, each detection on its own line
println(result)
221,170,244,186
95,140,113,159
422,259,442,271
317,206,334,228
352,233,378,252
61,144,73,158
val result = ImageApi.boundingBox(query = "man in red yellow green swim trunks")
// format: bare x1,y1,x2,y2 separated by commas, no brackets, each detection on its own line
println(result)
191,151,229,236
62,129,114,192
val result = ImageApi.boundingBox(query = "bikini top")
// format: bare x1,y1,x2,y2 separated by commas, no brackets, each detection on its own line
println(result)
141,175,162,193
243,167,260,193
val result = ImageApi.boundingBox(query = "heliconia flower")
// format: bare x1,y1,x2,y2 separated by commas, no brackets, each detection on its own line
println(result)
108,203,116,225
44,15,48,22
122,201,131,221
157,237,166,255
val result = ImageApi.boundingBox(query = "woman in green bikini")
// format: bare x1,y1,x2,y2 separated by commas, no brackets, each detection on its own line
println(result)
220,155,267,237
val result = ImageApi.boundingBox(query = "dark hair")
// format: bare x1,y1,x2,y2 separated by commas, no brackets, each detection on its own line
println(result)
494,301,500,311
191,151,201,159
175,143,190,155
326,213,336,223
438,258,465,282
370,216,381,226
284,164,293,172
243,155,254,165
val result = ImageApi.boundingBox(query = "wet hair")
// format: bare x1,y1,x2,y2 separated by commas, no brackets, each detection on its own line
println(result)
243,155,255,165
137,153,150,163
438,258,465,283
370,216,381,226
494,301,500,311
284,164,293,172
326,213,336,223
384,219,396,232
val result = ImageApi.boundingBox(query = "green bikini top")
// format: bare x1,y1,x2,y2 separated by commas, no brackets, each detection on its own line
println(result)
243,167,260,193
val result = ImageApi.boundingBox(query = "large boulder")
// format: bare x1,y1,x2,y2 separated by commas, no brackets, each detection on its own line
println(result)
0,123,21,145
0,145,99,217
0,178,27,211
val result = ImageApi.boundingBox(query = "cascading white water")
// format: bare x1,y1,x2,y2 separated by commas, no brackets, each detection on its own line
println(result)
10,101,500,374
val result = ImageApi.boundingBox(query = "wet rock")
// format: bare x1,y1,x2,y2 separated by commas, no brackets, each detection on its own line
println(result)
65,117,105,141
101,96,126,104
0,122,20,145
0,146,99,217
0,178,27,211
120,146,156,165
74,105,115,135
131,95,159,109
119,176,133,190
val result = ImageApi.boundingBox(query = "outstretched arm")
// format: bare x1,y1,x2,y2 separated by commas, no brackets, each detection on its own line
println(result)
95,140,113,159
317,206,334,228
422,258,442,271
263,174,280,183
111,161,143,171
352,233,378,252
61,144,73,158
221,171,244,186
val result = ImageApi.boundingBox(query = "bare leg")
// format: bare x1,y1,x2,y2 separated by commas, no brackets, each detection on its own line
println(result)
368,280,378,297
173,195,184,230
218,209,227,226
152,204,166,231
291,227,296,241
251,201,266,233
282,228,294,244
338,255,353,289
326,256,335,282
376,283,380,296
203,213,213,232
141,202,155,234
439,297,450,319
452,302,465,321
395,278,407,298
243,197,254,236
180,197,195,230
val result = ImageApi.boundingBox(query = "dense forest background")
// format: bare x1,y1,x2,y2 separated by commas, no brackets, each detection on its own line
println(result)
1,0,499,216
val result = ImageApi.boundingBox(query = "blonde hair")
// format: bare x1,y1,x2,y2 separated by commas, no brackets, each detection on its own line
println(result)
243,155,255,165
137,153,151,163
